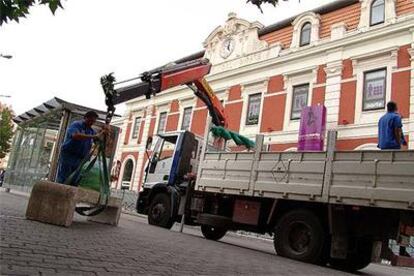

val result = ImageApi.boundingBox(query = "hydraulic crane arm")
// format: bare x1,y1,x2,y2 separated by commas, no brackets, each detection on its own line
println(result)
113,59,227,127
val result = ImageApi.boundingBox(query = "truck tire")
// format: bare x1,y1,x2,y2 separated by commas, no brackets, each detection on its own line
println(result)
329,238,372,271
148,193,174,229
201,225,227,241
274,209,326,264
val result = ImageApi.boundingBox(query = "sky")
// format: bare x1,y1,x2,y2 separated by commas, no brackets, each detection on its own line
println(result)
0,0,332,116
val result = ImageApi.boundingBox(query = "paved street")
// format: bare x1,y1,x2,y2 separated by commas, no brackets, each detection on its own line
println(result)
1,191,413,276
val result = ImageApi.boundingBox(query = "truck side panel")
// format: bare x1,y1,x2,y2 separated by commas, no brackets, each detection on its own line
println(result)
196,148,414,210
254,152,326,200
329,150,414,210
196,151,327,202
198,152,254,193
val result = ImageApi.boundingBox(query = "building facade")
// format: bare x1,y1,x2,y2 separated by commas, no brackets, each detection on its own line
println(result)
112,0,414,191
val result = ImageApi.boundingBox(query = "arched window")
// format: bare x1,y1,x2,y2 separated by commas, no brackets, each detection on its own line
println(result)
121,159,134,190
300,22,311,47
370,0,385,26
354,143,379,151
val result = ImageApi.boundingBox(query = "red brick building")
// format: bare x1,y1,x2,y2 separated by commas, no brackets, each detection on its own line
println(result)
113,0,414,191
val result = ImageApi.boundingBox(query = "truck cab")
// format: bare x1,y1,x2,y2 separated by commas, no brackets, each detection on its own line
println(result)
136,131,201,228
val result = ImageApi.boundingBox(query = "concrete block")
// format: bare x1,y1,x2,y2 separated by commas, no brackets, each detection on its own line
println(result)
87,197,122,226
26,181,122,227
26,181,77,227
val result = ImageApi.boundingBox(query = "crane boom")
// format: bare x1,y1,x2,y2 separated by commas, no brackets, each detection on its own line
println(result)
113,59,227,127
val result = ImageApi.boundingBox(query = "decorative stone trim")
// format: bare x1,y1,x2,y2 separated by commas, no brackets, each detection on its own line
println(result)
331,22,348,41
324,61,343,77
408,47,414,61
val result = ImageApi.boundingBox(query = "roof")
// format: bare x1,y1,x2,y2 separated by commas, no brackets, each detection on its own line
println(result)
259,0,359,35
177,0,359,59
115,0,358,99
13,97,119,127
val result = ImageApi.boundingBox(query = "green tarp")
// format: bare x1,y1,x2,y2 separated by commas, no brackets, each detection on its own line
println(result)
78,166,102,192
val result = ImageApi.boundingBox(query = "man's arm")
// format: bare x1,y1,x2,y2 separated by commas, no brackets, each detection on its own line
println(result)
393,116,403,147
394,127,402,147
70,124,109,141
72,132,97,140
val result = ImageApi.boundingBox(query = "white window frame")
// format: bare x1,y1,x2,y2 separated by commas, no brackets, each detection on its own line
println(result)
353,50,396,125
180,106,193,130
358,0,396,31
290,12,321,49
131,116,141,139
119,157,136,190
370,0,386,26
290,84,310,120
354,143,380,150
245,93,262,126
283,71,315,131
362,68,387,111
240,81,266,135
156,111,168,134
299,22,312,47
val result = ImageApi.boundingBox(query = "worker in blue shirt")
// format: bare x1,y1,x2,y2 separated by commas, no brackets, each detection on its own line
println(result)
57,111,107,186
378,101,407,150
378,102,409,257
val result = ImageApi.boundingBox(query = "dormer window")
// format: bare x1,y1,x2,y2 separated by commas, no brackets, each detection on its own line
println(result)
370,0,385,26
359,0,396,31
300,22,311,47
291,12,320,49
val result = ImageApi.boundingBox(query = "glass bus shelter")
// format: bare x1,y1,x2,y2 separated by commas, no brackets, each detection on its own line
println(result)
5,97,118,191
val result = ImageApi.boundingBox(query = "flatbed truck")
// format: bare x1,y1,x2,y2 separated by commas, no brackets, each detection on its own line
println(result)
112,58,414,271
136,128,414,271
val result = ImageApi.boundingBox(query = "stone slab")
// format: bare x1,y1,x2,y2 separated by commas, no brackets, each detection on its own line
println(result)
26,181,77,227
25,180,122,227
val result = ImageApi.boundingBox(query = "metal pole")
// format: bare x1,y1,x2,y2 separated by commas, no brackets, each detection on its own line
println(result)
247,134,264,196
48,110,70,181
179,202,186,233
179,180,194,233
321,130,337,202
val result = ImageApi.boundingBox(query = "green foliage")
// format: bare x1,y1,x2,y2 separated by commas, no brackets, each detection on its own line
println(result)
247,0,290,13
0,0,64,26
0,107,14,159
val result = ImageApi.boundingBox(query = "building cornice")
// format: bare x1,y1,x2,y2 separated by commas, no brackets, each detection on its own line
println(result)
125,17,414,107
209,17,414,82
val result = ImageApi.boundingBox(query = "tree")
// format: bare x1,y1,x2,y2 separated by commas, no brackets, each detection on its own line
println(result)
0,0,64,26
0,106,14,159
247,0,291,13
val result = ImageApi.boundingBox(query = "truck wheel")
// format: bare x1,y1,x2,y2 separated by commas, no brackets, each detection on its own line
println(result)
329,238,372,271
148,193,174,229
274,209,326,264
201,225,227,241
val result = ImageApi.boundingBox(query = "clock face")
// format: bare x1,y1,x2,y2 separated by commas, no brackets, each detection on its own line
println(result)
220,38,235,59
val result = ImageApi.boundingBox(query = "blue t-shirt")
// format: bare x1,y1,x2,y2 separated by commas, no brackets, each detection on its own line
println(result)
378,112,402,150
61,120,96,162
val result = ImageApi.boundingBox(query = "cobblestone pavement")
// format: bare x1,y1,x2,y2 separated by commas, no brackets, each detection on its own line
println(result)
1,191,413,276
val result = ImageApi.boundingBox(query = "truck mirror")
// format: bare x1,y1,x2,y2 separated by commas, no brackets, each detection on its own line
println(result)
146,136,153,150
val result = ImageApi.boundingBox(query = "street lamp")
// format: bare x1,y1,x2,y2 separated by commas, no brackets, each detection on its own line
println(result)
0,54,13,59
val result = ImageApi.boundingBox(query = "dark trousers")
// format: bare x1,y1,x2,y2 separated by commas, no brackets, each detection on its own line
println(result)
56,158,81,186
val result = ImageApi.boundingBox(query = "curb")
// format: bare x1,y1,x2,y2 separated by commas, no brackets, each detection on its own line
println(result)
0,187,29,197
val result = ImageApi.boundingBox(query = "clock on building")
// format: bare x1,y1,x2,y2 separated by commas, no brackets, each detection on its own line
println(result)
220,38,235,59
